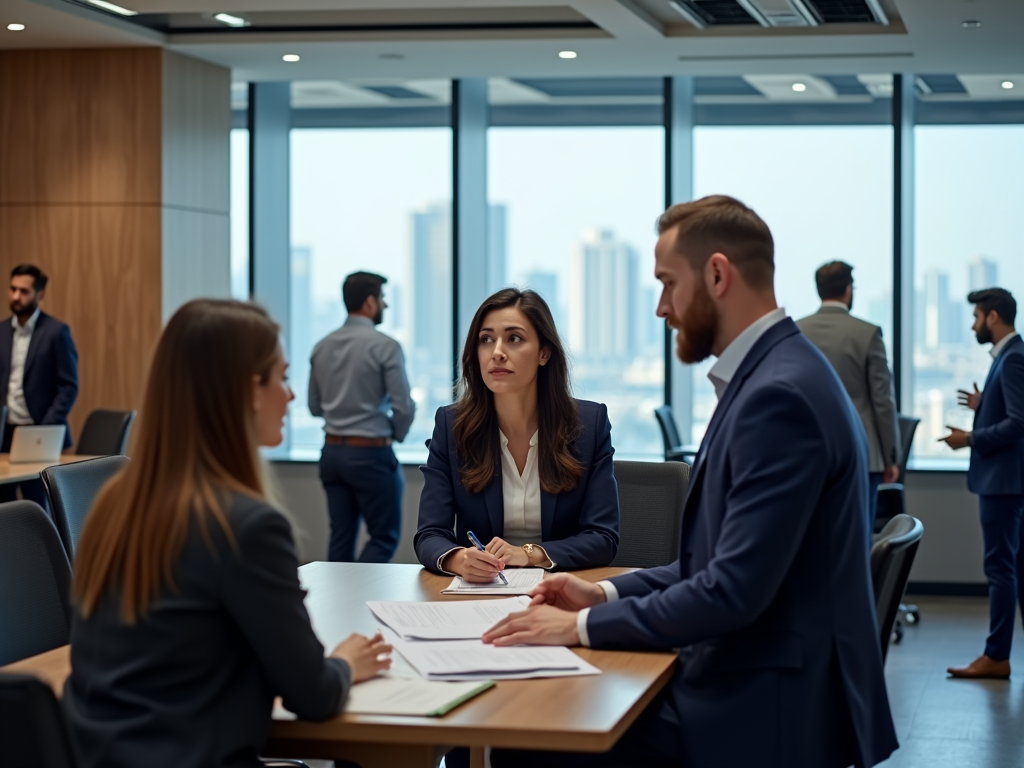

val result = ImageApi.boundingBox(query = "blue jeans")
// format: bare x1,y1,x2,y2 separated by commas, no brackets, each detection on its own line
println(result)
319,444,402,563
979,494,1024,661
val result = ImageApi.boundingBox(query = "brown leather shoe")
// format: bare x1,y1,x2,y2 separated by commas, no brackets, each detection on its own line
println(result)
947,654,1011,679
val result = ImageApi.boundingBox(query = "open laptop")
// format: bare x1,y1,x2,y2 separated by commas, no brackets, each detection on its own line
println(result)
9,425,66,464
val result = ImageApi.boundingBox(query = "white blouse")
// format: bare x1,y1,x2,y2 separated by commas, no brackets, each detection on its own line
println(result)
498,429,542,546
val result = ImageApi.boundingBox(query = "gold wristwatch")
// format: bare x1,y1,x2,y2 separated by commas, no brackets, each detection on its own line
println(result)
522,543,536,559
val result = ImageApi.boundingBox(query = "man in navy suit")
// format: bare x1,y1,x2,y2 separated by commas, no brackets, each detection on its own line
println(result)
483,195,897,768
943,288,1024,680
0,264,79,505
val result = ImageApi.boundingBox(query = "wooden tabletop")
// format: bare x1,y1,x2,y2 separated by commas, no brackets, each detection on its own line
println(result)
0,454,98,485
2,563,677,760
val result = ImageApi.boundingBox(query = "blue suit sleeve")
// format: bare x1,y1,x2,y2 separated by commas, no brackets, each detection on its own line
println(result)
537,403,620,570
973,352,1024,456
586,383,828,651
414,408,460,573
42,323,79,426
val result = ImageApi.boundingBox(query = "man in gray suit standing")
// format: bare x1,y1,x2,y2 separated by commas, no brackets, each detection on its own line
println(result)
797,261,900,524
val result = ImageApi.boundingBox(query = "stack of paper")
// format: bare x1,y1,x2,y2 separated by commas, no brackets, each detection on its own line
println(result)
344,677,495,716
367,597,531,640
442,568,545,595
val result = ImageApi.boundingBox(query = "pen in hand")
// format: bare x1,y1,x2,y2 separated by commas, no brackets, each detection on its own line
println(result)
467,530,509,586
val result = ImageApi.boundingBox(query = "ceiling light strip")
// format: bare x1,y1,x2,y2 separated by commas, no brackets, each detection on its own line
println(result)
84,0,137,16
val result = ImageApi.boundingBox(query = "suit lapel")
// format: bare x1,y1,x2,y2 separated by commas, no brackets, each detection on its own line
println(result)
23,312,46,379
483,472,504,538
983,335,1021,389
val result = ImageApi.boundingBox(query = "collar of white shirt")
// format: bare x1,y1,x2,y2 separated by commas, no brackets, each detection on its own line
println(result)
707,307,788,401
820,300,849,312
499,429,539,450
990,331,1020,360
11,307,40,333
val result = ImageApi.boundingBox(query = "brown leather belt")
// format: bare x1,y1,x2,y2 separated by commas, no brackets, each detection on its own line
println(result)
325,435,392,447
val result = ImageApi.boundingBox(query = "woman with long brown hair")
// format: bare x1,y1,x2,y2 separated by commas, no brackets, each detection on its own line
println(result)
64,299,390,768
414,288,620,583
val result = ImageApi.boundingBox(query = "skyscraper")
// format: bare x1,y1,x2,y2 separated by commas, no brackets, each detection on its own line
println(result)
568,229,637,361
923,268,962,348
410,203,452,356
968,256,998,293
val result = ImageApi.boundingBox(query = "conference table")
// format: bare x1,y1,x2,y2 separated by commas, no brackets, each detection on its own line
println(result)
2,562,677,768
0,453,97,485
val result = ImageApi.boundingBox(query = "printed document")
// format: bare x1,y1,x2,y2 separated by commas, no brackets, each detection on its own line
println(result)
367,596,531,640
441,568,545,595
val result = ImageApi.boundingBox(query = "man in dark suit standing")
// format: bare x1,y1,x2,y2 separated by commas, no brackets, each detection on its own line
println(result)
943,288,1024,680
483,195,897,768
0,264,79,504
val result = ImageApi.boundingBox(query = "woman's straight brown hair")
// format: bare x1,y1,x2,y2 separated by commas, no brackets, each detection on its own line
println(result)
453,288,584,495
72,299,281,623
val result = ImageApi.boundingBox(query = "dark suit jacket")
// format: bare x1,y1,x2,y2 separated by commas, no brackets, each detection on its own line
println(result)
968,333,1024,496
586,319,897,768
63,494,350,768
415,399,620,572
0,311,79,448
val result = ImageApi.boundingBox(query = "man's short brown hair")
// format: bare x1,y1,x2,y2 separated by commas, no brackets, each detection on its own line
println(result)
815,261,854,300
656,195,774,291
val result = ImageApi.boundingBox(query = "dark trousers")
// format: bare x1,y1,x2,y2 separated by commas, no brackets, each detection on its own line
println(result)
0,425,49,510
319,444,402,563
979,494,1024,661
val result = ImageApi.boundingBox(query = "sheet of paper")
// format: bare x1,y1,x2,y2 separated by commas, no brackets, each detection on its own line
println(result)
367,596,531,640
384,629,602,682
441,568,545,595
344,677,495,716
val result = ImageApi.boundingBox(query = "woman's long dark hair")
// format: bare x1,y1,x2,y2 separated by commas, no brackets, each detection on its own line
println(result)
453,288,584,494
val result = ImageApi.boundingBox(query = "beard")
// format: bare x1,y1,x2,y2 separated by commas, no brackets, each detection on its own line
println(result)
668,279,719,364
975,323,993,345
10,298,38,318
373,304,384,325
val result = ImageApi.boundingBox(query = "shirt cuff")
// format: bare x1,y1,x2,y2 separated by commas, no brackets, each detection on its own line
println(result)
597,580,619,602
436,547,463,576
534,545,556,570
576,608,592,647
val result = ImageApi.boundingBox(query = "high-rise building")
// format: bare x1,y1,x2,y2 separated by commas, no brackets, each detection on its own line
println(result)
968,256,998,293
568,229,637,361
923,268,962,348
410,203,452,355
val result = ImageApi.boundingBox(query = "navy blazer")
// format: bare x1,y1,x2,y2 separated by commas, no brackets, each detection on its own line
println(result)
968,334,1024,496
0,311,79,448
586,319,897,768
414,399,619,573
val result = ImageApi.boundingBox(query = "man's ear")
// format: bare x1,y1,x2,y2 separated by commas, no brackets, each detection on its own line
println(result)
707,253,731,298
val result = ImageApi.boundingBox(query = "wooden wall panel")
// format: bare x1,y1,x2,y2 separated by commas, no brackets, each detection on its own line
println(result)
0,205,163,443
0,49,162,205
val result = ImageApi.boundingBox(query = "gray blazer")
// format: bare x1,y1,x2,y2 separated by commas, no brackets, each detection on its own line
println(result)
796,306,899,472
64,494,351,768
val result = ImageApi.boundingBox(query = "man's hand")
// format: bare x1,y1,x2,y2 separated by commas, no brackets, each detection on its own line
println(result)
957,383,982,412
481,605,580,647
939,426,971,451
882,464,900,484
442,547,505,583
485,536,529,567
528,572,606,611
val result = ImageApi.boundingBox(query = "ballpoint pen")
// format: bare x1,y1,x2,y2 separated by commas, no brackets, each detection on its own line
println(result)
466,530,509,586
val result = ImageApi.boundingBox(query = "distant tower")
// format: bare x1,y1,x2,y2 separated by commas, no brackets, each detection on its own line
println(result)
410,204,452,356
568,229,637,360
968,256,998,293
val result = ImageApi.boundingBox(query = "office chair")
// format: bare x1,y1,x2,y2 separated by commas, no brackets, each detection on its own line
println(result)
653,406,697,463
0,673,79,767
0,501,72,667
41,455,130,560
611,460,690,568
871,514,924,661
75,409,136,456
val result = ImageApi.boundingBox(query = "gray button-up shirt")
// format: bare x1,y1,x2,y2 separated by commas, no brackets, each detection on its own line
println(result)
308,315,416,441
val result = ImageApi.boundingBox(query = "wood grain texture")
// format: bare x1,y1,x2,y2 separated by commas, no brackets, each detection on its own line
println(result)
0,205,163,442
0,453,98,485
0,49,162,205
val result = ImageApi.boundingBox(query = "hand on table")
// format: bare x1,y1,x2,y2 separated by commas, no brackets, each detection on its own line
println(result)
443,547,506,583
939,426,971,451
528,572,607,611
958,383,982,411
331,632,392,683
485,536,529,567
482,604,580,647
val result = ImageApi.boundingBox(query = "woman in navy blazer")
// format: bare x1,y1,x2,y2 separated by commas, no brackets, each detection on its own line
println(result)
415,288,619,581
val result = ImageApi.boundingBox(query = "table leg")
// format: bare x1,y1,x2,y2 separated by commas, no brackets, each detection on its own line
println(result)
469,745,486,768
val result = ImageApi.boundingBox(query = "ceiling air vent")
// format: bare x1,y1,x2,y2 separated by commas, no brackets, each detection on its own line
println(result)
738,0,821,27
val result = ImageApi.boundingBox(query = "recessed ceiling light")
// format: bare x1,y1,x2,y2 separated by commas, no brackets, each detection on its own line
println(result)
213,13,249,27
1001,80,1014,90
282,54,300,63
558,50,577,59
85,0,138,16
961,19,981,28
792,82,807,92
7,23,25,31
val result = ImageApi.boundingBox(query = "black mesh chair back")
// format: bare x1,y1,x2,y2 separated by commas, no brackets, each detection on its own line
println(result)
41,456,130,561
611,460,690,568
896,414,921,484
0,502,72,666
871,513,924,661
654,406,682,456
0,673,78,767
75,409,136,456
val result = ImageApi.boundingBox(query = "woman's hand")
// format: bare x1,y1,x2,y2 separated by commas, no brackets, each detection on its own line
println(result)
442,547,506,583
330,632,392,683
485,537,529,567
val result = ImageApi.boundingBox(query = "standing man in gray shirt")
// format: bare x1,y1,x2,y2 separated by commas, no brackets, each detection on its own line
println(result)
309,271,415,562
797,261,900,527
